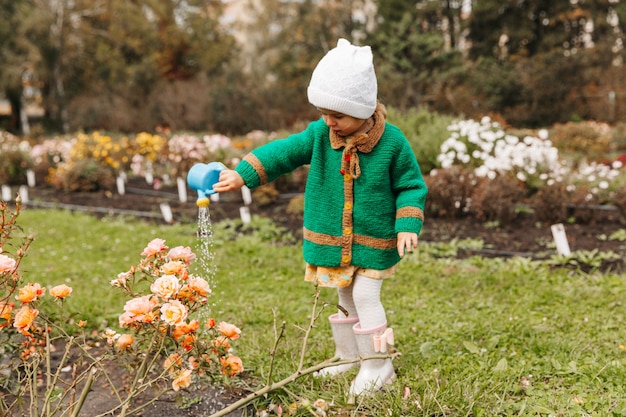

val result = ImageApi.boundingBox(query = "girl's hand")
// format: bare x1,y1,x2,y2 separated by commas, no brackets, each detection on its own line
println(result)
213,170,245,193
397,232,418,257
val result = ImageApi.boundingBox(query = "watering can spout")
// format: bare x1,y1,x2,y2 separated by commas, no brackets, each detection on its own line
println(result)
186,162,227,207
196,190,210,208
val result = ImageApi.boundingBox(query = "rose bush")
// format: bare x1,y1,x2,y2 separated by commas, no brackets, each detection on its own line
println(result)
0,201,244,416
109,237,244,392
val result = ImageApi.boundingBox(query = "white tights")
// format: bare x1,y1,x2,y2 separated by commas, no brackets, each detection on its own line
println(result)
337,274,386,330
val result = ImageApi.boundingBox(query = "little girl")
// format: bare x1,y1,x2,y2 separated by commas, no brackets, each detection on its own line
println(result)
213,38,427,397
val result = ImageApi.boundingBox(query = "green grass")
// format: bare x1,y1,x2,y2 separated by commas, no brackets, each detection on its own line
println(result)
12,209,626,416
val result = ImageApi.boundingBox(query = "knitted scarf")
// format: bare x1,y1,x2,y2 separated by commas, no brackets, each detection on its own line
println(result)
329,103,387,179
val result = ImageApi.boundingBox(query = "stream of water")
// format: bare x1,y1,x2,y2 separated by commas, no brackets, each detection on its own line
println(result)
196,206,217,288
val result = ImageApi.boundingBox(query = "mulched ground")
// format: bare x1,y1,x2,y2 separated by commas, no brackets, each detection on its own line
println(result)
5,177,624,416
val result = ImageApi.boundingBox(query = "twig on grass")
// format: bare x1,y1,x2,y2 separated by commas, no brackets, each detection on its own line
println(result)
207,353,400,417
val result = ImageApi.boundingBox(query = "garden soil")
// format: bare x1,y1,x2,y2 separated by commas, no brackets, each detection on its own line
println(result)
8,178,626,416
23,178,626,262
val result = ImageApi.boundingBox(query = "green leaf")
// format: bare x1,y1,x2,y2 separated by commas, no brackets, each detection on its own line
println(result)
419,341,438,358
463,340,480,354
493,358,508,372
532,405,555,414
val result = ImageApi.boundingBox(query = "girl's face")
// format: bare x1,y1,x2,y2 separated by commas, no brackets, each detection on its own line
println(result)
318,109,367,137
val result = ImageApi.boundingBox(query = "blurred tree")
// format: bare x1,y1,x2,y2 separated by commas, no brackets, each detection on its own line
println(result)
1,0,624,133
11,0,235,132
230,0,370,126
369,1,464,109
462,0,625,125
18,0,105,132
0,0,39,133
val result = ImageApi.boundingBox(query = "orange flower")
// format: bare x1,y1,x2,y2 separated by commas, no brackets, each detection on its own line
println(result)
13,305,39,334
220,355,243,376
141,238,167,258
211,336,231,353
21,346,37,361
179,334,196,351
115,333,134,350
205,318,216,329
173,320,199,340
164,353,183,373
175,286,194,301
49,284,73,299
188,277,211,297
161,260,186,276
16,283,46,303
218,322,241,340
160,300,188,326
0,301,14,329
172,368,193,391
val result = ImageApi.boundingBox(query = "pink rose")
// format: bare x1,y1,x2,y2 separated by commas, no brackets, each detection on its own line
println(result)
167,246,196,264
123,295,158,323
0,253,16,273
141,238,167,257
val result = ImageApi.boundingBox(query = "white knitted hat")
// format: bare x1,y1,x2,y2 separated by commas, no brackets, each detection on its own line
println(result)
307,38,377,119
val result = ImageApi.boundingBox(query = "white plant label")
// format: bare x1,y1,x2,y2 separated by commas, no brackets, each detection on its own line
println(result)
551,223,571,256
18,186,29,203
1,185,11,202
240,206,251,224
177,177,187,203
116,176,126,195
160,202,173,223
241,186,252,205
26,170,36,187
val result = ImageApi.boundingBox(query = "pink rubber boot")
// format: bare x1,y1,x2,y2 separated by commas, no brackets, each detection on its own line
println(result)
316,313,360,377
349,322,396,397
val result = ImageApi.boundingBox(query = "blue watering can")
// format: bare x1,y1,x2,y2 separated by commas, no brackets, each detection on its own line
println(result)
187,162,227,207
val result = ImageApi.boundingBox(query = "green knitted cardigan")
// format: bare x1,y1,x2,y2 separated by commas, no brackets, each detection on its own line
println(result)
235,113,427,270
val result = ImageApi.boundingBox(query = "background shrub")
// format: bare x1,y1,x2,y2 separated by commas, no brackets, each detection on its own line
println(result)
471,174,526,224
51,159,116,192
0,131,32,185
613,186,626,225
424,166,478,219
386,106,454,174
549,121,614,165
531,182,570,224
